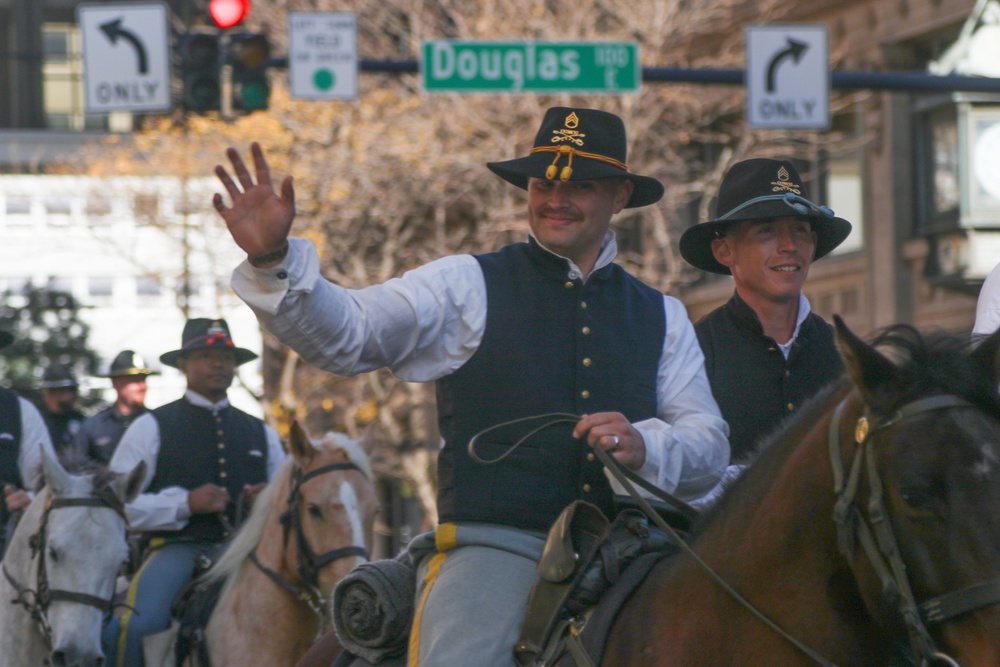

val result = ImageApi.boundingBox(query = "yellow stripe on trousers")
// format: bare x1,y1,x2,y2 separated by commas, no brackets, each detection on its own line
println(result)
407,524,458,667
117,537,164,666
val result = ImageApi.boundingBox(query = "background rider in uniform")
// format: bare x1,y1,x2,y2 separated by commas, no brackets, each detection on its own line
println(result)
75,350,156,464
103,318,285,667
1,330,59,558
37,362,86,455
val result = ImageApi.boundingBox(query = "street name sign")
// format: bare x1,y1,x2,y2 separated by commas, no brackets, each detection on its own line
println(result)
288,12,358,100
422,41,640,93
78,2,171,113
746,25,829,130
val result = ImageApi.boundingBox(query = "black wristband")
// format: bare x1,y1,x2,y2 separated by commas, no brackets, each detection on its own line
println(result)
248,242,289,268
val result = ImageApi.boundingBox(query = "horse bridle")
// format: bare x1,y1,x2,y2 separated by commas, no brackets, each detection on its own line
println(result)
830,393,1000,667
247,461,369,635
1,494,127,657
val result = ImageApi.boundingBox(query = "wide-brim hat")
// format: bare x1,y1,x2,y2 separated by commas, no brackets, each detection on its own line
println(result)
487,107,664,209
40,363,79,389
0,331,12,350
106,350,157,378
679,158,853,275
160,318,258,369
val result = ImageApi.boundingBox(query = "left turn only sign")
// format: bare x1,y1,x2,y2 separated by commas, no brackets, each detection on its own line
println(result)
78,2,171,113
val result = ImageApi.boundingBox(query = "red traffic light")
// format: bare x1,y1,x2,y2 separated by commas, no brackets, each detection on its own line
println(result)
209,0,250,29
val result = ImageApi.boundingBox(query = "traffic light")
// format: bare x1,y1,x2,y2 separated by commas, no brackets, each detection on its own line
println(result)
209,0,250,29
228,33,270,112
178,33,221,112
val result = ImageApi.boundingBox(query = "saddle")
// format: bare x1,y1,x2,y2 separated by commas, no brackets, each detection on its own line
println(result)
170,551,224,667
515,501,683,667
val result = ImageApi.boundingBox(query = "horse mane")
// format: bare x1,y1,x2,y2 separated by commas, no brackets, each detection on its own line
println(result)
689,324,1000,539
689,377,850,537
867,324,1000,416
200,430,373,587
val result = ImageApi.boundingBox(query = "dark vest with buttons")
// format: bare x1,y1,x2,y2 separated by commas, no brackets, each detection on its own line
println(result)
147,398,268,543
0,389,23,536
436,240,666,533
695,291,844,463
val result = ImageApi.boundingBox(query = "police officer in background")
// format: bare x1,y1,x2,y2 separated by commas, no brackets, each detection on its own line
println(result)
37,362,86,455
75,350,156,464
0,330,58,558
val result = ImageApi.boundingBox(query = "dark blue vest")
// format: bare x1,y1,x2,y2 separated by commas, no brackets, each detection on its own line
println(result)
148,398,268,542
0,389,23,534
436,240,665,532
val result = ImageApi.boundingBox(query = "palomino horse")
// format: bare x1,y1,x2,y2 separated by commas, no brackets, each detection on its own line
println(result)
183,422,378,667
599,318,1000,666
0,449,145,667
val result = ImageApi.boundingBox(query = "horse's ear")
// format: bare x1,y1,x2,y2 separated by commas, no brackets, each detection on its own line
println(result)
970,327,1000,386
112,460,147,505
289,419,317,464
834,315,902,410
41,446,71,496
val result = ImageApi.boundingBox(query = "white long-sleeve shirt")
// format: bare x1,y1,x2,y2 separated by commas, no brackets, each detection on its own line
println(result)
109,389,284,532
975,261,1000,336
232,234,729,501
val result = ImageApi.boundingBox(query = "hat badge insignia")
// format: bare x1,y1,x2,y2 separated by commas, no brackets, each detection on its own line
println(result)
551,113,585,146
771,166,802,194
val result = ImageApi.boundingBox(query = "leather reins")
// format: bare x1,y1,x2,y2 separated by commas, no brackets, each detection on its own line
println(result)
830,394,1000,667
2,494,127,657
247,461,369,636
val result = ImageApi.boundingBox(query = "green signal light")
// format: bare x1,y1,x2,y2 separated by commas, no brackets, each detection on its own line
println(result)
313,69,335,91
236,81,269,110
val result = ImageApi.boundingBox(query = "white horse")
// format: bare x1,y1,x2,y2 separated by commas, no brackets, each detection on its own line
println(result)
0,449,145,667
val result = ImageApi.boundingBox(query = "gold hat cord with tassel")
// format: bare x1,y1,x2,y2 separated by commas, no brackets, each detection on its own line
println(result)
531,145,629,182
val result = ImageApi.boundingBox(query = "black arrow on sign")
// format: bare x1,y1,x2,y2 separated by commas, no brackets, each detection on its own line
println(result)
100,18,149,75
765,38,808,93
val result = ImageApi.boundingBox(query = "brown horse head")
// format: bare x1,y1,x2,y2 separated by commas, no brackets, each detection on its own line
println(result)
834,317,1000,666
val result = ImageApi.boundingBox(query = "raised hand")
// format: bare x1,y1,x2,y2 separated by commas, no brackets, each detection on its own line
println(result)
213,142,296,266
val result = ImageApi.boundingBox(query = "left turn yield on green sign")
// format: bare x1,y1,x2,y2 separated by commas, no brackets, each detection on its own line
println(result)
78,2,171,113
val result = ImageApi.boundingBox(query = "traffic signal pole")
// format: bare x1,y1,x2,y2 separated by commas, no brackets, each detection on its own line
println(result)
267,56,1000,94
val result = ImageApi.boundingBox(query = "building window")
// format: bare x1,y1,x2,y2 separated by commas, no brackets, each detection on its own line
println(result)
914,100,961,235
824,152,865,255
87,276,114,305
45,196,73,227
42,23,134,132
5,196,33,226
134,194,160,224
86,196,113,225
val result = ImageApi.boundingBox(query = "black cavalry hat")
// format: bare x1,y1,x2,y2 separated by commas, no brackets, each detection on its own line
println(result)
487,107,664,208
105,350,157,378
40,363,79,389
159,318,257,369
679,158,853,275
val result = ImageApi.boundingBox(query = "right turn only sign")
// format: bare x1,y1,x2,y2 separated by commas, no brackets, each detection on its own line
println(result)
746,25,829,130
